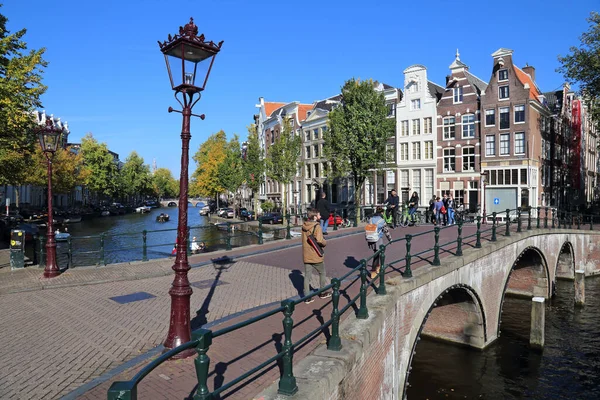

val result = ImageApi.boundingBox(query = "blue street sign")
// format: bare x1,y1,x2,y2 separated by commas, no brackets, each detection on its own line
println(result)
493,198,500,205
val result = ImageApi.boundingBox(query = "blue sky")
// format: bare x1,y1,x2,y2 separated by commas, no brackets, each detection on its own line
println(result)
4,0,598,177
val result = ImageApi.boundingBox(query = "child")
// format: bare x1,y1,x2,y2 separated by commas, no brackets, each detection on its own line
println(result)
301,208,330,303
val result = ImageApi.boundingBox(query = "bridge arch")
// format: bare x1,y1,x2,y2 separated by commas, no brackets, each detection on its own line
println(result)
555,241,575,281
497,246,550,336
403,283,487,398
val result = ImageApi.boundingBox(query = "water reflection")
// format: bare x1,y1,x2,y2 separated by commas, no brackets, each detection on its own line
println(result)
408,279,600,399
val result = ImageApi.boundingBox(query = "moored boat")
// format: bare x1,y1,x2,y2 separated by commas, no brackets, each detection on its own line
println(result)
156,213,170,223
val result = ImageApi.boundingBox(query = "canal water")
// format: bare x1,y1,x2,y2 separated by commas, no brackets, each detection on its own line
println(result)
49,205,286,267
408,278,600,399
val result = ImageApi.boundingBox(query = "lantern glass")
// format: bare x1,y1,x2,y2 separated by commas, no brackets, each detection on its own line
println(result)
38,131,62,153
163,42,217,93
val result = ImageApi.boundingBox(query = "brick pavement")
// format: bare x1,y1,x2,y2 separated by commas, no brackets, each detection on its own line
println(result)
0,222,497,400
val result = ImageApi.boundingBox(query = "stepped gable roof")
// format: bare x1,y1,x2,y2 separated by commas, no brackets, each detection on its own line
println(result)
427,81,445,100
464,70,488,94
514,66,541,101
264,102,286,117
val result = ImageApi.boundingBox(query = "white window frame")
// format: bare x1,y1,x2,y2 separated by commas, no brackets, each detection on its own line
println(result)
305,146,311,159
412,119,420,135
400,143,409,161
514,104,525,124
424,141,434,160
462,146,475,172
443,117,456,140
499,107,510,130
499,85,510,100
500,133,510,155
485,109,495,127
498,69,508,81
424,117,432,134
443,148,456,172
462,114,475,138
412,142,421,160
453,87,463,103
410,99,421,110
486,135,495,156
401,120,409,136
515,132,525,155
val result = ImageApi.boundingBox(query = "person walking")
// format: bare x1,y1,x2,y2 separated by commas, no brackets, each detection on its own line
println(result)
302,208,330,303
434,196,445,225
316,191,331,235
408,191,419,225
428,195,436,224
447,194,456,225
366,206,391,278
385,189,400,228
442,193,449,226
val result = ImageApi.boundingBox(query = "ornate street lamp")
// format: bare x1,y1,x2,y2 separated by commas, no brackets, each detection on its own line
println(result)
38,117,64,278
481,171,489,224
159,18,223,354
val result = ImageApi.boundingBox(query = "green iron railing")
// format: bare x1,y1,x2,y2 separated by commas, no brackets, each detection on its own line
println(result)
105,206,596,399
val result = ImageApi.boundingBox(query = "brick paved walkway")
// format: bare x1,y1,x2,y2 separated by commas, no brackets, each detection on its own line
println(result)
0,222,491,400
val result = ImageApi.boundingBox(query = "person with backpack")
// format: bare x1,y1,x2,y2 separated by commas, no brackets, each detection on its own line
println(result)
365,206,390,278
434,196,445,226
384,189,400,228
302,208,330,303
316,191,331,235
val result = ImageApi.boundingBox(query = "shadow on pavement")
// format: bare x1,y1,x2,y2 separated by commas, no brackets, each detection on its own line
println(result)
288,269,304,297
343,255,361,269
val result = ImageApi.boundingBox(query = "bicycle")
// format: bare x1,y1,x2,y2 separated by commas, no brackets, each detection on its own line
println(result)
398,205,420,227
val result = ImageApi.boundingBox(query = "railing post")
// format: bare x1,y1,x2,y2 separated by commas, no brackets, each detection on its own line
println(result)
100,233,106,266
142,230,148,262
552,208,556,229
357,260,369,319
107,381,137,400
67,236,73,268
475,216,482,248
192,328,213,400
456,220,463,256
432,227,441,266
328,278,342,351
258,219,263,245
527,207,532,230
544,207,549,228
38,235,46,268
505,209,511,237
286,213,291,240
278,299,298,396
491,212,497,242
333,208,338,231
536,207,541,229
517,207,522,233
404,234,413,278
378,245,387,295
226,223,232,251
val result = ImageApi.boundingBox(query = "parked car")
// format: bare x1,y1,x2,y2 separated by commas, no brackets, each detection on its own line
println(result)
328,213,344,226
216,208,228,218
226,208,235,218
240,208,255,221
260,212,284,225
199,205,210,216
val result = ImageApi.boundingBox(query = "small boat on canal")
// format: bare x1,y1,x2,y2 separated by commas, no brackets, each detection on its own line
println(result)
63,215,82,224
135,206,151,213
54,230,71,242
156,213,170,223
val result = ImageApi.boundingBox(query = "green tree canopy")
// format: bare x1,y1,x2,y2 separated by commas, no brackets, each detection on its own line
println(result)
26,146,87,195
80,133,120,198
190,130,227,199
0,6,47,193
120,151,153,200
324,78,395,217
218,134,245,204
242,124,265,212
265,118,302,211
558,11,600,125
152,167,178,199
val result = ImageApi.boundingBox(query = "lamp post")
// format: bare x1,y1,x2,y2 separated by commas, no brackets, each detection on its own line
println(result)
37,117,64,278
159,18,223,354
481,171,489,224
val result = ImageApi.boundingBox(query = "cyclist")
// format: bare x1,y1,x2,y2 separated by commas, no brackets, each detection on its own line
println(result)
408,191,419,226
384,189,400,228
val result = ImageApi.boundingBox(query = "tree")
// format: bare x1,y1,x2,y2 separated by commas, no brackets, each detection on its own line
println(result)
557,11,600,126
265,118,302,213
26,146,87,196
0,7,48,204
190,131,227,201
152,168,178,199
242,124,265,213
80,133,120,200
324,78,395,223
120,151,153,203
218,135,245,213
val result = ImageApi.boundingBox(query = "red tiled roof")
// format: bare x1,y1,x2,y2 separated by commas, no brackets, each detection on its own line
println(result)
264,102,286,118
297,104,313,122
514,66,540,101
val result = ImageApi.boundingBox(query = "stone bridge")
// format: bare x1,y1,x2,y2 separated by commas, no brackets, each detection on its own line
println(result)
158,198,208,207
259,228,600,399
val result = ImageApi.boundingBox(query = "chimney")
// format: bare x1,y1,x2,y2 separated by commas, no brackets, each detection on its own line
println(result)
523,65,536,82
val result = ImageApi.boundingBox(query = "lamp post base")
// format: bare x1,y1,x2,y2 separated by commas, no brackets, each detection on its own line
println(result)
163,285,195,359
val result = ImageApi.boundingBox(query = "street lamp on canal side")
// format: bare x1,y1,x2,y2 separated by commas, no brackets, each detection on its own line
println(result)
481,171,489,224
159,18,223,355
37,117,64,278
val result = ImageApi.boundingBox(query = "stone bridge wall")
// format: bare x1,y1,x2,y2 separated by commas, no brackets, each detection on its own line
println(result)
258,229,600,400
